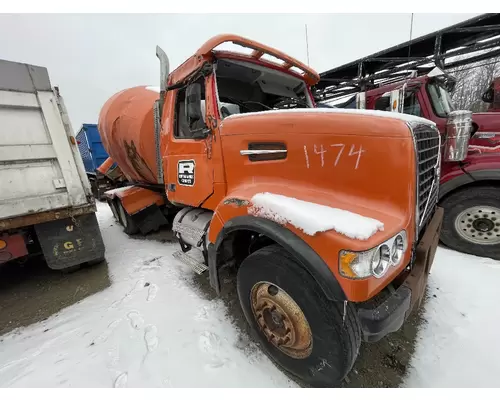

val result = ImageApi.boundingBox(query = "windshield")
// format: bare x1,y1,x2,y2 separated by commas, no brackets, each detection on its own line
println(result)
427,82,455,117
215,59,312,118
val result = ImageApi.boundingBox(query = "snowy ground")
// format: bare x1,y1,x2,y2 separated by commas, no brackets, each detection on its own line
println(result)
0,202,499,387
404,247,500,387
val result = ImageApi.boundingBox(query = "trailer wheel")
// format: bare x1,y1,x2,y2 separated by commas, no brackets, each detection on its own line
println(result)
440,185,500,260
117,200,139,235
237,244,360,387
90,178,99,200
107,199,120,222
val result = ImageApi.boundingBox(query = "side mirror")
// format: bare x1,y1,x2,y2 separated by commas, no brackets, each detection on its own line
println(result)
389,89,402,113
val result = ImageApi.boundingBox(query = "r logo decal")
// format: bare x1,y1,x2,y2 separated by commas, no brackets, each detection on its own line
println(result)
177,160,195,186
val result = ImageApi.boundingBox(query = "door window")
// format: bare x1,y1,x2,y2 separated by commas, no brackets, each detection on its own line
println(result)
374,90,422,116
174,78,207,139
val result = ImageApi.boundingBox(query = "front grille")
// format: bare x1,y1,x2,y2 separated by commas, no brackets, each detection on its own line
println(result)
412,124,441,236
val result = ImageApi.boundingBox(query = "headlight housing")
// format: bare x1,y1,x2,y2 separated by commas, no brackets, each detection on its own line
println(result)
339,230,408,279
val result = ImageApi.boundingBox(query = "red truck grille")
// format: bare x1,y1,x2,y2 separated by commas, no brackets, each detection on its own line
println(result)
412,124,441,236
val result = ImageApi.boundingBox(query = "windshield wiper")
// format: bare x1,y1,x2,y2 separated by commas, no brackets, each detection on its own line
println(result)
224,97,271,112
274,97,309,109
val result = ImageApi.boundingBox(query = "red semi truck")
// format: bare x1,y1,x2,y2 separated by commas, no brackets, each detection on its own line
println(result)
315,13,500,260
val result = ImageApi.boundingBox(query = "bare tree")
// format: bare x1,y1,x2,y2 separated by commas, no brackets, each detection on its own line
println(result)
449,56,500,112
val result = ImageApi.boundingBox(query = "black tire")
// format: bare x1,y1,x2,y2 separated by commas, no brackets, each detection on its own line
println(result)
440,185,500,260
108,199,120,222
237,244,361,387
90,178,98,200
117,200,139,235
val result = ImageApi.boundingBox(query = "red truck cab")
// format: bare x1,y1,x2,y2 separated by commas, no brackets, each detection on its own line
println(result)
333,68,500,260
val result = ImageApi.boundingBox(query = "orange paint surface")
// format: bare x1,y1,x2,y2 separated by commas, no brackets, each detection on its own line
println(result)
98,86,159,184
105,186,164,216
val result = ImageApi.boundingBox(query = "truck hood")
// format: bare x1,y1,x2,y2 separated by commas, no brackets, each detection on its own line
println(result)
218,106,434,254
220,108,435,138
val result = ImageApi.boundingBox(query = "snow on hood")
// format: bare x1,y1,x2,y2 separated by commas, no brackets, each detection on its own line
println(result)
225,107,436,127
249,192,384,240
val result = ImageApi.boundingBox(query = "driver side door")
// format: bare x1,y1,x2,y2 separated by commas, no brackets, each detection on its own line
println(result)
165,77,214,207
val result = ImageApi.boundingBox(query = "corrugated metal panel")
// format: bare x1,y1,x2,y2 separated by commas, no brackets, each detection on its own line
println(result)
76,127,93,174
76,124,109,174
84,124,109,169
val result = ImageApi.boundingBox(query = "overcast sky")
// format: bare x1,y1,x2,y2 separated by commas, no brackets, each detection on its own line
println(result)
0,13,480,129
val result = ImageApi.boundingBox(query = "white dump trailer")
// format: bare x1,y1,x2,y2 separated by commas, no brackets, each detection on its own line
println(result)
0,58,105,270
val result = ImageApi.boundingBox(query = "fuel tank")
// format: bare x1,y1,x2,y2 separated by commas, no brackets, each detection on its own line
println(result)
98,86,159,183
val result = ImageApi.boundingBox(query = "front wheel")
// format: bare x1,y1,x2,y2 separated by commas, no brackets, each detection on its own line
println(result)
439,185,500,260
237,244,360,387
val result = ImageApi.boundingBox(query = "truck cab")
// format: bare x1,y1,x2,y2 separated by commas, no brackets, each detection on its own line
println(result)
332,68,500,260
100,34,443,387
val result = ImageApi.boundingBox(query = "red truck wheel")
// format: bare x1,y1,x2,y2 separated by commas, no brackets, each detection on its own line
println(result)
440,185,500,260
237,244,360,387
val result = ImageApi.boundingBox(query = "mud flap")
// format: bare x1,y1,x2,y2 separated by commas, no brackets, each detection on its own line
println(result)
131,204,168,235
34,212,105,270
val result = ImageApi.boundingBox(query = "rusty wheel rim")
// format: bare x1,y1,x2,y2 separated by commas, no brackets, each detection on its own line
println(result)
250,281,313,359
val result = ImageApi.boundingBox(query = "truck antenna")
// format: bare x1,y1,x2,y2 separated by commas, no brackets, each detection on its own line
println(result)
305,24,310,66
400,13,415,112
407,13,414,62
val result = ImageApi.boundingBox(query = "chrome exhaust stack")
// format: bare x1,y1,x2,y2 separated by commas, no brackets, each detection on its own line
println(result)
444,110,472,162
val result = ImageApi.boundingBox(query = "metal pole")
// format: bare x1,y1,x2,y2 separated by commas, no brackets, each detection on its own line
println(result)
401,13,415,111
305,24,310,65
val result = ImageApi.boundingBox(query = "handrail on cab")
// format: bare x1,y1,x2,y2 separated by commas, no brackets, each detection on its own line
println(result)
196,34,320,86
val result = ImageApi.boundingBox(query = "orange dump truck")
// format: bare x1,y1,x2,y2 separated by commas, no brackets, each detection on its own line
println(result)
99,34,443,387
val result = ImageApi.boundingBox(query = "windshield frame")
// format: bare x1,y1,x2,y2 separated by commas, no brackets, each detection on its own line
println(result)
213,57,314,119
426,81,456,118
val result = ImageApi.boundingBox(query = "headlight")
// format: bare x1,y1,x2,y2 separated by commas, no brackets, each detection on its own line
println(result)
372,244,391,278
339,230,408,279
391,232,407,265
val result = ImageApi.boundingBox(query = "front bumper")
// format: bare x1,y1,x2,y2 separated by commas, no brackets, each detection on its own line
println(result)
0,232,29,265
357,207,444,342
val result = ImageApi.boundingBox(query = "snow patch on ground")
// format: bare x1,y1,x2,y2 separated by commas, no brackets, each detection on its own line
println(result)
0,203,294,388
249,192,384,239
403,248,500,387
1,202,499,387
